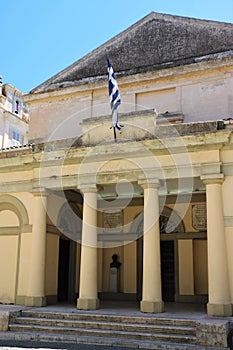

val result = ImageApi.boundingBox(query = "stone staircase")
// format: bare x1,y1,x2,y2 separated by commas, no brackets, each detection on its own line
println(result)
6,309,201,349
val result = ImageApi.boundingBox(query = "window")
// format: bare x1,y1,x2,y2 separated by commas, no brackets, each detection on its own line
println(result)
12,130,20,141
11,130,20,146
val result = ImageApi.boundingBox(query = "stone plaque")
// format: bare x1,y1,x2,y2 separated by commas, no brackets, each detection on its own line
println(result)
192,204,207,230
104,210,123,232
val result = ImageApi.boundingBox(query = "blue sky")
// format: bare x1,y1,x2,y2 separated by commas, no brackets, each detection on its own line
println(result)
1,0,233,93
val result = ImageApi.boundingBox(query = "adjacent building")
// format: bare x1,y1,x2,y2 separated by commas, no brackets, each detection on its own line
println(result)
0,77,29,149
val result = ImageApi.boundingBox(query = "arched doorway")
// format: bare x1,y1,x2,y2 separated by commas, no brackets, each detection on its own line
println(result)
135,207,185,302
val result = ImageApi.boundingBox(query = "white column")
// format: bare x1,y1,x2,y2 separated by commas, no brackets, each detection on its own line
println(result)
139,178,164,313
25,191,47,306
201,174,232,316
77,185,99,310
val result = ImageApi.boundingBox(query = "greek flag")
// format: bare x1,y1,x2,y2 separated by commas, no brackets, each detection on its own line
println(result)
107,57,121,132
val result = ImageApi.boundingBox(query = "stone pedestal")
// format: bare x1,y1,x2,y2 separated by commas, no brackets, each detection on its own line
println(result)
109,267,118,293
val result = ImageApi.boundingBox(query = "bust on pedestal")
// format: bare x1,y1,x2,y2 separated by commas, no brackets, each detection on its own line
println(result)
109,254,121,293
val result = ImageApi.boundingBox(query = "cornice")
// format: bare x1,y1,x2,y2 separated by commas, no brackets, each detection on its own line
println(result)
0,129,232,172
24,56,233,104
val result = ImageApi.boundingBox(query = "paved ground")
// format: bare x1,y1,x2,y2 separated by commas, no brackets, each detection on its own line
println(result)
11,301,207,319
0,301,208,319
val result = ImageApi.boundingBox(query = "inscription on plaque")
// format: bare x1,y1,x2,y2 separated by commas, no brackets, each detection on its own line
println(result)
192,204,207,230
104,210,123,232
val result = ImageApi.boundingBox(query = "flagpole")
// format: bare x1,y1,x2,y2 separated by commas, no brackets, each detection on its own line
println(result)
113,126,116,142
107,55,121,142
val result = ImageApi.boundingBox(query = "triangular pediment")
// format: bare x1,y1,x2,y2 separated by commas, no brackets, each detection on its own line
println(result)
31,12,233,93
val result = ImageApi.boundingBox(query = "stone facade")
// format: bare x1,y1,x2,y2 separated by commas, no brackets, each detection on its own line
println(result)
197,319,232,348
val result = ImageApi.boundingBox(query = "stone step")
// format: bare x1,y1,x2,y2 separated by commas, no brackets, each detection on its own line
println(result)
14,316,195,335
21,310,196,327
0,331,200,349
9,323,197,344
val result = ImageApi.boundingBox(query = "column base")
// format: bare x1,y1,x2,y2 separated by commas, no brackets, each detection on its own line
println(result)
77,298,99,310
140,300,164,313
207,303,232,317
25,296,46,307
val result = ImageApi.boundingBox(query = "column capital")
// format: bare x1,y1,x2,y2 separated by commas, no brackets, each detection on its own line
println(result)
79,183,98,194
31,188,49,197
138,177,160,189
201,173,224,185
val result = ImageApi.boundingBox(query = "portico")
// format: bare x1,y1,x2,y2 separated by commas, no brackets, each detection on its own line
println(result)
0,120,232,318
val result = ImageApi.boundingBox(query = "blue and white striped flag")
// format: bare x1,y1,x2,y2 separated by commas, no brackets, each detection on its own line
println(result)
107,57,121,132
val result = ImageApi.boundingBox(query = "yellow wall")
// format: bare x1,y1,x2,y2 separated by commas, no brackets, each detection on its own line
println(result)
124,206,143,231
136,88,177,113
222,175,233,217
178,240,194,295
193,240,208,295
13,192,34,225
0,236,19,303
17,232,31,297
181,77,229,122
123,241,137,293
28,93,94,141
45,233,59,296
0,210,19,226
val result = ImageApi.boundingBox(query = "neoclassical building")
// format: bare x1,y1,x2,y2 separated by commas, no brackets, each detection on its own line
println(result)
0,12,233,317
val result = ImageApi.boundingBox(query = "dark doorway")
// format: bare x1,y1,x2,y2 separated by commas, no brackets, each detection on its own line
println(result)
57,238,77,303
160,240,175,301
58,239,70,302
